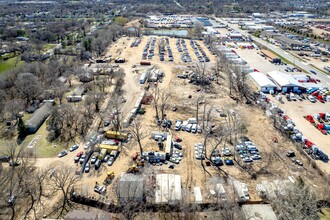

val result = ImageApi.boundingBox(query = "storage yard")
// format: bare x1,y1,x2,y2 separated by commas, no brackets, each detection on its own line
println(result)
38,34,329,209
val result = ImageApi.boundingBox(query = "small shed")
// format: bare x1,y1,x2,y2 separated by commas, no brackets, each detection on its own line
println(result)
250,72,277,93
194,187,203,204
26,102,52,134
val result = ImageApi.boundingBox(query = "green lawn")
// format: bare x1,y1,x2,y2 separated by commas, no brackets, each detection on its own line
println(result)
0,57,23,74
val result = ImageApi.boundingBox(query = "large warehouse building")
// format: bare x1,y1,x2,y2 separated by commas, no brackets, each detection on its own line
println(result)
250,72,278,93
268,71,304,93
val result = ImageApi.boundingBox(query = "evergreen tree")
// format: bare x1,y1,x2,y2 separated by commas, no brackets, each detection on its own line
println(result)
17,117,26,136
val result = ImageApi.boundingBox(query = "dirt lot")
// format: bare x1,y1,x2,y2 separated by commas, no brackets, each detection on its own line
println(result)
34,35,327,206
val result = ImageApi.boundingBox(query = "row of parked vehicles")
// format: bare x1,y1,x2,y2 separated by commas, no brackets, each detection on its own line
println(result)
259,93,329,162
190,40,210,62
176,38,192,63
195,143,235,166
74,149,119,173
174,119,202,133
158,37,174,62
130,38,141,47
235,138,262,163
203,41,216,55
142,37,156,60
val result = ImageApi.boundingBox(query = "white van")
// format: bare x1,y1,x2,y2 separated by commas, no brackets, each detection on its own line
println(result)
181,121,189,131
185,124,193,132
174,120,182,131
191,124,197,133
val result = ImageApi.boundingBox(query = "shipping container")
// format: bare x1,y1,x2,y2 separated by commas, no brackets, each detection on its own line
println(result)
105,131,128,141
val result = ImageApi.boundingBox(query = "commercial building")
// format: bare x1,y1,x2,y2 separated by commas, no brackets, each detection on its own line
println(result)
268,71,304,93
249,72,277,93
273,35,310,49
260,49,281,63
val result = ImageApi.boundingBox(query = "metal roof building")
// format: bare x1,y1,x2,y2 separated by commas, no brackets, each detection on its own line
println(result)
26,102,52,133
268,71,304,93
155,174,181,204
242,204,278,220
118,173,145,203
250,72,277,93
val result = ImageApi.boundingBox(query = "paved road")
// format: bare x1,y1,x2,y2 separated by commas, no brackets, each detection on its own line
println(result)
217,18,330,87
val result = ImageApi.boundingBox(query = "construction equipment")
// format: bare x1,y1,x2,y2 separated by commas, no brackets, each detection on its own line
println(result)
127,164,140,173
136,159,145,167
103,171,115,185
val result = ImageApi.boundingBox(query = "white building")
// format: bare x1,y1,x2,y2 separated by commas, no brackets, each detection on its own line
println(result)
155,174,182,204
250,72,277,93
268,71,304,93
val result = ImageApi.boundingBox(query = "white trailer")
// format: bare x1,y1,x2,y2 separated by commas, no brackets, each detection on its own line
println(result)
139,72,148,84
194,187,203,204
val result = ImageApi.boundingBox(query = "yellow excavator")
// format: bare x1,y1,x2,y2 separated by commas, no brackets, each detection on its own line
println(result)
103,171,115,185
127,164,140,173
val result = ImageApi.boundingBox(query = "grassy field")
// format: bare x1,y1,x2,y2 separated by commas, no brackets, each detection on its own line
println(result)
0,57,23,74
319,208,330,220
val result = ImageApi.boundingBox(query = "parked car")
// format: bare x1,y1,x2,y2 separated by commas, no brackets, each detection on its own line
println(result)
295,159,303,166
74,156,80,163
76,151,83,157
107,157,114,166
84,142,91,149
308,95,316,103
286,151,295,157
185,124,193,132
69,144,79,152
91,156,97,164
79,155,86,164
174,120,182,131
173,142,182,150
58,150,67,158
104,155,110,162
191,124,197,133
222,147,232,156
95,159,101,169
211,156,223,166
224,157,234,165
243,157,253,163
84,163,90,173
251,155,261,160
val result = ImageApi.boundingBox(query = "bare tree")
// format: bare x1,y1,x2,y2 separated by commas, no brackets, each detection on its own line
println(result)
14,73,42,107
49,166,78,218
149,85,160,121
128,118,147,156
270,177,321,220
87,91,104,112
158,89,171,121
